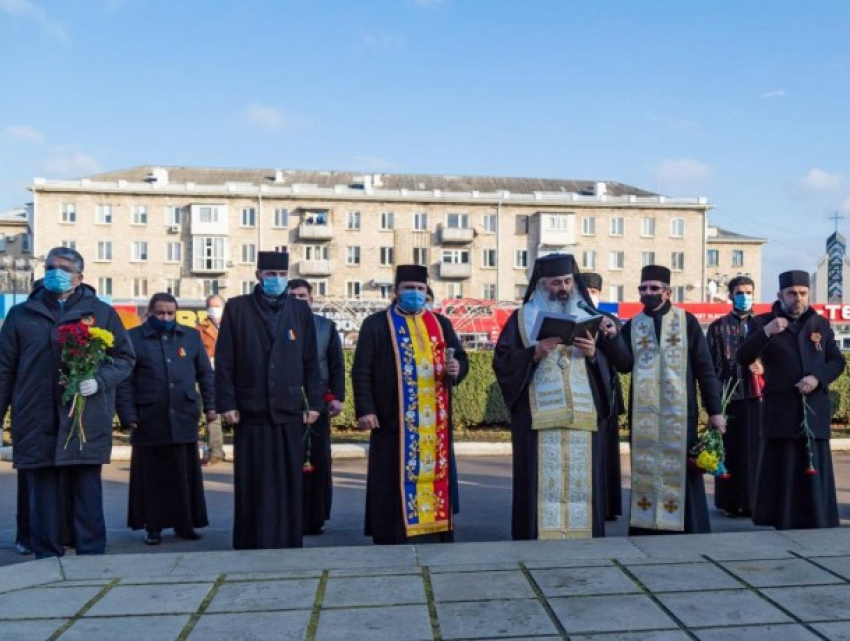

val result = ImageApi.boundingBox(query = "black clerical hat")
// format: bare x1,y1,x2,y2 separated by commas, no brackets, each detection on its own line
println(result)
395,264,428,285
581,272,603,291
778,270,810,289
521,253,594,306
257,251,289,271
640,264,671,284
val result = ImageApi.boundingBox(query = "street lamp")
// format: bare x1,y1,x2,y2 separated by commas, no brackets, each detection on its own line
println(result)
0,257,36,306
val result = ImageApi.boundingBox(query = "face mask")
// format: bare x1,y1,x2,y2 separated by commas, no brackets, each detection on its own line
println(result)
640,293,664,310
399,289,427,314
207,307,223,321
732,293,753,312
44,268,73,294
425,303,434,311
149,317,177,332
262,276,288,297
589,294,600,307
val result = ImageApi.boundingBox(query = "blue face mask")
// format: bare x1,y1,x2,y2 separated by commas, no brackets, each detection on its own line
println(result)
262,275,288,297
399,289,427,314
733,293,753,312
148,317,177,332
44,268,73,294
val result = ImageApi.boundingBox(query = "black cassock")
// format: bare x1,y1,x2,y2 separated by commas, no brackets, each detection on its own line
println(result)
215,286,322,549
706,312,763,516
352,309,468,545
598,311,627,521
738,302,844,530
493,310,632,540
622,302,722,536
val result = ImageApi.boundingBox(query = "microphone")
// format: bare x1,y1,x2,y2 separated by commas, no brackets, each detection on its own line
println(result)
576,299,595,314
446,347,455,362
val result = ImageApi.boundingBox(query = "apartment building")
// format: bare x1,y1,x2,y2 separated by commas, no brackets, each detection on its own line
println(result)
28,166,763,303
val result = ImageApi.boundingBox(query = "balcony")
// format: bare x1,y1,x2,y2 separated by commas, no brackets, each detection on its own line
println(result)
440,226,474,244
299,259,332,277
440,262,472,279
538,228,576,247
298,222,333,241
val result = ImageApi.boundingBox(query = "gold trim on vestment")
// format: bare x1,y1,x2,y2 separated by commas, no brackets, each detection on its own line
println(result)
628,307,689,532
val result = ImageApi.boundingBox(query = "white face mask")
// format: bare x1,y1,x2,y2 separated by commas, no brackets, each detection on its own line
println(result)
207,307,223,321
590,294,600,307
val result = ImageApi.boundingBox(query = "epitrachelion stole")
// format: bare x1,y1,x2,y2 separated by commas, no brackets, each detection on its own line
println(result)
629,307,689,532
519,308,597,539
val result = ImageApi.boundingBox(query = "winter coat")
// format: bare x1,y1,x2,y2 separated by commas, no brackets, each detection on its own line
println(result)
116,321,215,446
196,318,218,364
0,283,135,469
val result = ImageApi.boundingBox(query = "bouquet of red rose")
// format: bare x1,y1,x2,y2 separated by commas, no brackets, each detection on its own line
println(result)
56,322,114,449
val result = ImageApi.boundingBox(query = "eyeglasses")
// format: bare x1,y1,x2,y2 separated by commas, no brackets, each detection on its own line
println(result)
637,285,663,293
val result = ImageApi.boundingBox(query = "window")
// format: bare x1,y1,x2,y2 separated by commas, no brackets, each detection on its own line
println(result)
446,213,469,228
581,250,596,270
241,243,257,264
241,207,256,227
379,247,394,266
97,241,112,262
98,277,112,296
545,214,571,230
442,250,470,264
413,247,428,266
483,249,497,268
305,210,328,225
670,218,685,237
516,215,529,234
515,284,527,300
274,245,288,253
378,284,393,299
640,217,655,237
165,278,180,297
241,280,254,295
671,251,685,271
97,204,112,224
482,284,497,300
305,245,329,260
672,286,685,302
193,237,226,271
641,251,656,267
0,234,5,252
273,208,289,228
515,250,528,268
165,205,183,225
201,279,221,297
199,206,220,223
707,249,719,267
131,241,148,262
133,278,148,298
61,240,77,250
581,217,596,236
132,205,148,225
447,283,463,298
482,214,497,233
166,242,182,263
22,234,31,253
379,212,394,230
609,285,624,302
346,281,361,298
609,251,625,270
346,246,361,265
413,212,428,231
61,203,76,223
307,279,328,297
731,250,744,267
346,211,361,230
610,217,624,236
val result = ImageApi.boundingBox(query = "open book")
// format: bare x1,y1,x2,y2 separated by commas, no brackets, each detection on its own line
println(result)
530,312,604,346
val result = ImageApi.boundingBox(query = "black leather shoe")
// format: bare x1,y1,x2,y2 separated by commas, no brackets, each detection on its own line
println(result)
144,531,162,545
175,529,202,540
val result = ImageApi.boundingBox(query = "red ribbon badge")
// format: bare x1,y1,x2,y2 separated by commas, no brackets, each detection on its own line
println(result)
810,332,823,352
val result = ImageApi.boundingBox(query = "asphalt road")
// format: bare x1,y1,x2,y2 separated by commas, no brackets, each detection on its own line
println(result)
2,453,849,567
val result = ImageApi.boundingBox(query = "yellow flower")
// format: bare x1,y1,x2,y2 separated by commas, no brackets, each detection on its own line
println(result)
88,327,114,348
696,450,719,472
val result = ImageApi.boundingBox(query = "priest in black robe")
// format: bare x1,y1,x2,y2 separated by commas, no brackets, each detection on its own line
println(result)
621,265,725,536
580,272,626,521
352,265,468,545
493,255,632,540
706,275,763,517
215,251,322,549
737,270,843,529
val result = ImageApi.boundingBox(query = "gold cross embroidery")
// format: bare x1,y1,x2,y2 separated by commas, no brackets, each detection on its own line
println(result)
666,334,681,347
639,335,652,350
637,497,652,511
664,498,679,513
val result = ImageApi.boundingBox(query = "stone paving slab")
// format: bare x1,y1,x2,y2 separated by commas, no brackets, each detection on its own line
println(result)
206,578,319,613
322,574,427,607
624,561,744,592
548,593,677,634
656,589,792,628
188,610,312,641
429,570,535,602
0,585,103,619
570,632,691,641
759,583,850,622
314,604,433,641
434,598,558,639
0,557,62,595
721,557,845,587
59,614,190,640
804,554,850,580
810,622,850,640
692,624,822,641
529,565,642,597
0,618,67,641
84,582,214,616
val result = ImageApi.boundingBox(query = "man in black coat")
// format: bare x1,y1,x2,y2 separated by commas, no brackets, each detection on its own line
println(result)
353,264,468,545
215,251,322,549
738,269,845,529
286,279,345,536
0,247,135,558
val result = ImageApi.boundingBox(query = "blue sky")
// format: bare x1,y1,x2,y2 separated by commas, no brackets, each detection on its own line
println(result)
1,0,849,299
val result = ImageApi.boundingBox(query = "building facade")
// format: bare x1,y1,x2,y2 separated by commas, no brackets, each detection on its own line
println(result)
704,225,766,301
28,166,763,304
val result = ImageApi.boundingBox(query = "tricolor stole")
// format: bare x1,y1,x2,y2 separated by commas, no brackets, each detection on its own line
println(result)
387,305,452,537
629,307,689,532
518,308,596,539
